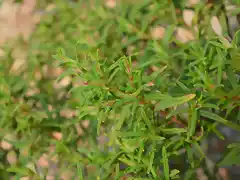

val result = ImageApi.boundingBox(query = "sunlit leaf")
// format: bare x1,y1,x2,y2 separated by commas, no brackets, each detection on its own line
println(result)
155,94,196,111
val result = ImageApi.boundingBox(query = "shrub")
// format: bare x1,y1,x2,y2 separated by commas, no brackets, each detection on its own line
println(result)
1,0,240,179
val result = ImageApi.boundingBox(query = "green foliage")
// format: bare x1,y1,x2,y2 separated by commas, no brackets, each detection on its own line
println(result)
218,143,240,166
1,0,240,179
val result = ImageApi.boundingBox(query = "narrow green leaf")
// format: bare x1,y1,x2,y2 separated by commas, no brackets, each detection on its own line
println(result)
138,59,161,69
193,141,205,160
166,108,188,119
228,143,240,149
176,80,190,92
116,105,131,130
119,156,137,167
55,141,70,154
140,108,154,134
144,92,169,101
147,145,155,174
77,163,84,180
200,110,240,130
159,128,187,134
137,141,144,163
184,169,196,180
7,167,29,175
117,131,144,138
162,146,170,180
186,145,194,168
170,169,180,178
117,17,133,33
149,135,165,141
115,163,120,180
218,146,240,166
56,69,76,83
187,108,198,139
78,148,92,156
120,139,141,153
212,126,225,140
108,67,120,83
230,49,240,70
68,111,89,125
200,103,219,110
144,66,167,82
108,57,123,71
227,68,238,89
209,41,226,49
155,94,196,111
97,110,106,135
162,25,175,47
105,151,125,169
53,55,77,68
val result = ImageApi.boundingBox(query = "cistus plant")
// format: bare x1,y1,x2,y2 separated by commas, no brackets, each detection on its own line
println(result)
1,0,240,179
54,0,240,179
55,31,240,179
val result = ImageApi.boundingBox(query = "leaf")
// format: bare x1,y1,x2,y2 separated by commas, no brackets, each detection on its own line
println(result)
77,163,84,180
162,25,175,47
187,108,198,139
162,146,169,180
212,126,225,140
105,151,125,169
68,111,89,125
7,166,29,175
53,54,77,68
116,105,131,130
176,80,190,92
155,94,196,111
117,17,133,33
56,69,76,83
218,146,240,166
193,141,205,160
184,169,196,180
138,58,161,70
147,145,155,174
115,163,120,180
149,135,165,141
230,49,240,70
117,131,145,138
119,138,141,153
159,128,187,134
78,148,92,156
232,29,240,47
55,141,70,154
137,141,145,163
227,143,240,149
186,145,194,168
170,169,180,178
144,92,169,101
140,108,154,134
227,68,238,89
166,108,188,119
108,67,120,83
200,103,219,110
143,66,167,82
97,109,108,135
25,162,37,174
200,110,240,131
119,156,137,167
